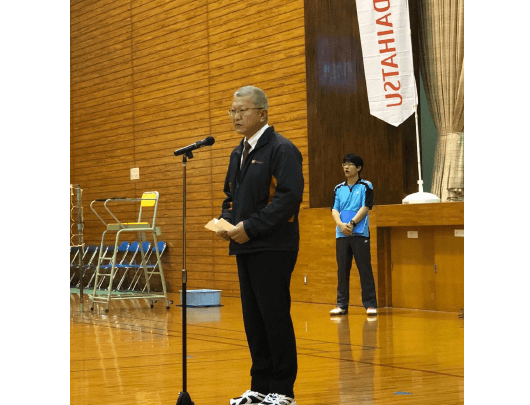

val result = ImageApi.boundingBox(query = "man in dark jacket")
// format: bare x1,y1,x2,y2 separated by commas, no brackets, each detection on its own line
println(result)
218,86,304,405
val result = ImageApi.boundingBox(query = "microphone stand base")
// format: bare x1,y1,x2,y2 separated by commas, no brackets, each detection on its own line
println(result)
176,391,194,405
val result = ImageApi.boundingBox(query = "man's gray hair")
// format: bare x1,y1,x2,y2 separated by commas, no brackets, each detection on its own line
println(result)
234,86,268,109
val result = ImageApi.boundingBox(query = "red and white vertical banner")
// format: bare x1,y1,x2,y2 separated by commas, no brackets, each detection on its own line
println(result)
356,0,418,127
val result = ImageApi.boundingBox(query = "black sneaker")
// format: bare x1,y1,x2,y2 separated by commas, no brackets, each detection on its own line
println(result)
230,390,267,405
261,393,297,405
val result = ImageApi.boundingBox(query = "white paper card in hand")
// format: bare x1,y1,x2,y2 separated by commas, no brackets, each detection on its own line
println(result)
204,218,235,232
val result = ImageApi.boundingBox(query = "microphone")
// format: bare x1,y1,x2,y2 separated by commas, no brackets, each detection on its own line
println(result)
174,136,215,156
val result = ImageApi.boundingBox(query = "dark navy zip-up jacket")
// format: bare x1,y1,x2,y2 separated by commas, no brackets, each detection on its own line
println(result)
219,126,304,255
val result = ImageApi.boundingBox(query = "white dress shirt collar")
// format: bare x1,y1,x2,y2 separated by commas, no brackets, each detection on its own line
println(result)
245,123,269,152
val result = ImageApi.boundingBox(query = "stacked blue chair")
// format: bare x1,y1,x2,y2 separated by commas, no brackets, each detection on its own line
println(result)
95,241,130,289
113,241,143,291
72,245,100,288
128,241,167,292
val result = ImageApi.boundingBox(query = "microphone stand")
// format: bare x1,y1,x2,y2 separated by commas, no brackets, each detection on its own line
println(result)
176,150,194,405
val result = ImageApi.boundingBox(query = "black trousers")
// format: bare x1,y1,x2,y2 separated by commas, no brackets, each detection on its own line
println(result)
335,236,377,309
236,250,298,398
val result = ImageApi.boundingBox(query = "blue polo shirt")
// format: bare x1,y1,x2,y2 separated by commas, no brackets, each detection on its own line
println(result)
332,178,374,238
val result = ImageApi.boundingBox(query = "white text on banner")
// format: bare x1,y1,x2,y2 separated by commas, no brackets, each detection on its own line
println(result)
356,0,418,127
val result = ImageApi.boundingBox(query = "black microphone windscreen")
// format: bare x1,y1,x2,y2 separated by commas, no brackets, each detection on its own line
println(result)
204,136,215,146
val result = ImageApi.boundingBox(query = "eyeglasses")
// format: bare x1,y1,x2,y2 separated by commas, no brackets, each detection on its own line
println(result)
228,108,264,117
342,163,356,167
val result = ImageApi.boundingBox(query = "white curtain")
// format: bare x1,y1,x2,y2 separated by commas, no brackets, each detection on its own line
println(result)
417,0,464,201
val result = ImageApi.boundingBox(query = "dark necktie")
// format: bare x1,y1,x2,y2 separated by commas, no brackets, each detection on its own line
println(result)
242,141,251,166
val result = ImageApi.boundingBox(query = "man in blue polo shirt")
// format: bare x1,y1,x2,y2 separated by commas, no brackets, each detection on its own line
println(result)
330,153,378,316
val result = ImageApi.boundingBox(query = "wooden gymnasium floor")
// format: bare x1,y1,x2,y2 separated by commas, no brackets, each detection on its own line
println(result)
70,292,464,404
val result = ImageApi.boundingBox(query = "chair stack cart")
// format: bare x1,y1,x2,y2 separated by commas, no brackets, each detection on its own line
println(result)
70,184,85,311
88,191,173,312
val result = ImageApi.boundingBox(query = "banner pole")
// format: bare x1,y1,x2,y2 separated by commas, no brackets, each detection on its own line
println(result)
413,104,424,193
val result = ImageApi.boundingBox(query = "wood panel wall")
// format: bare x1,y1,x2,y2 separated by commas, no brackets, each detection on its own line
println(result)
71,0,430,307
303,0,422,207
70,0,309,297
292,208,380,307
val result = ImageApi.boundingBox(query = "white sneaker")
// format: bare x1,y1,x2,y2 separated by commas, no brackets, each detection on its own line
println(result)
366,307,377,315
261,393,297,405
230,390,266,405
330,307,348,315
